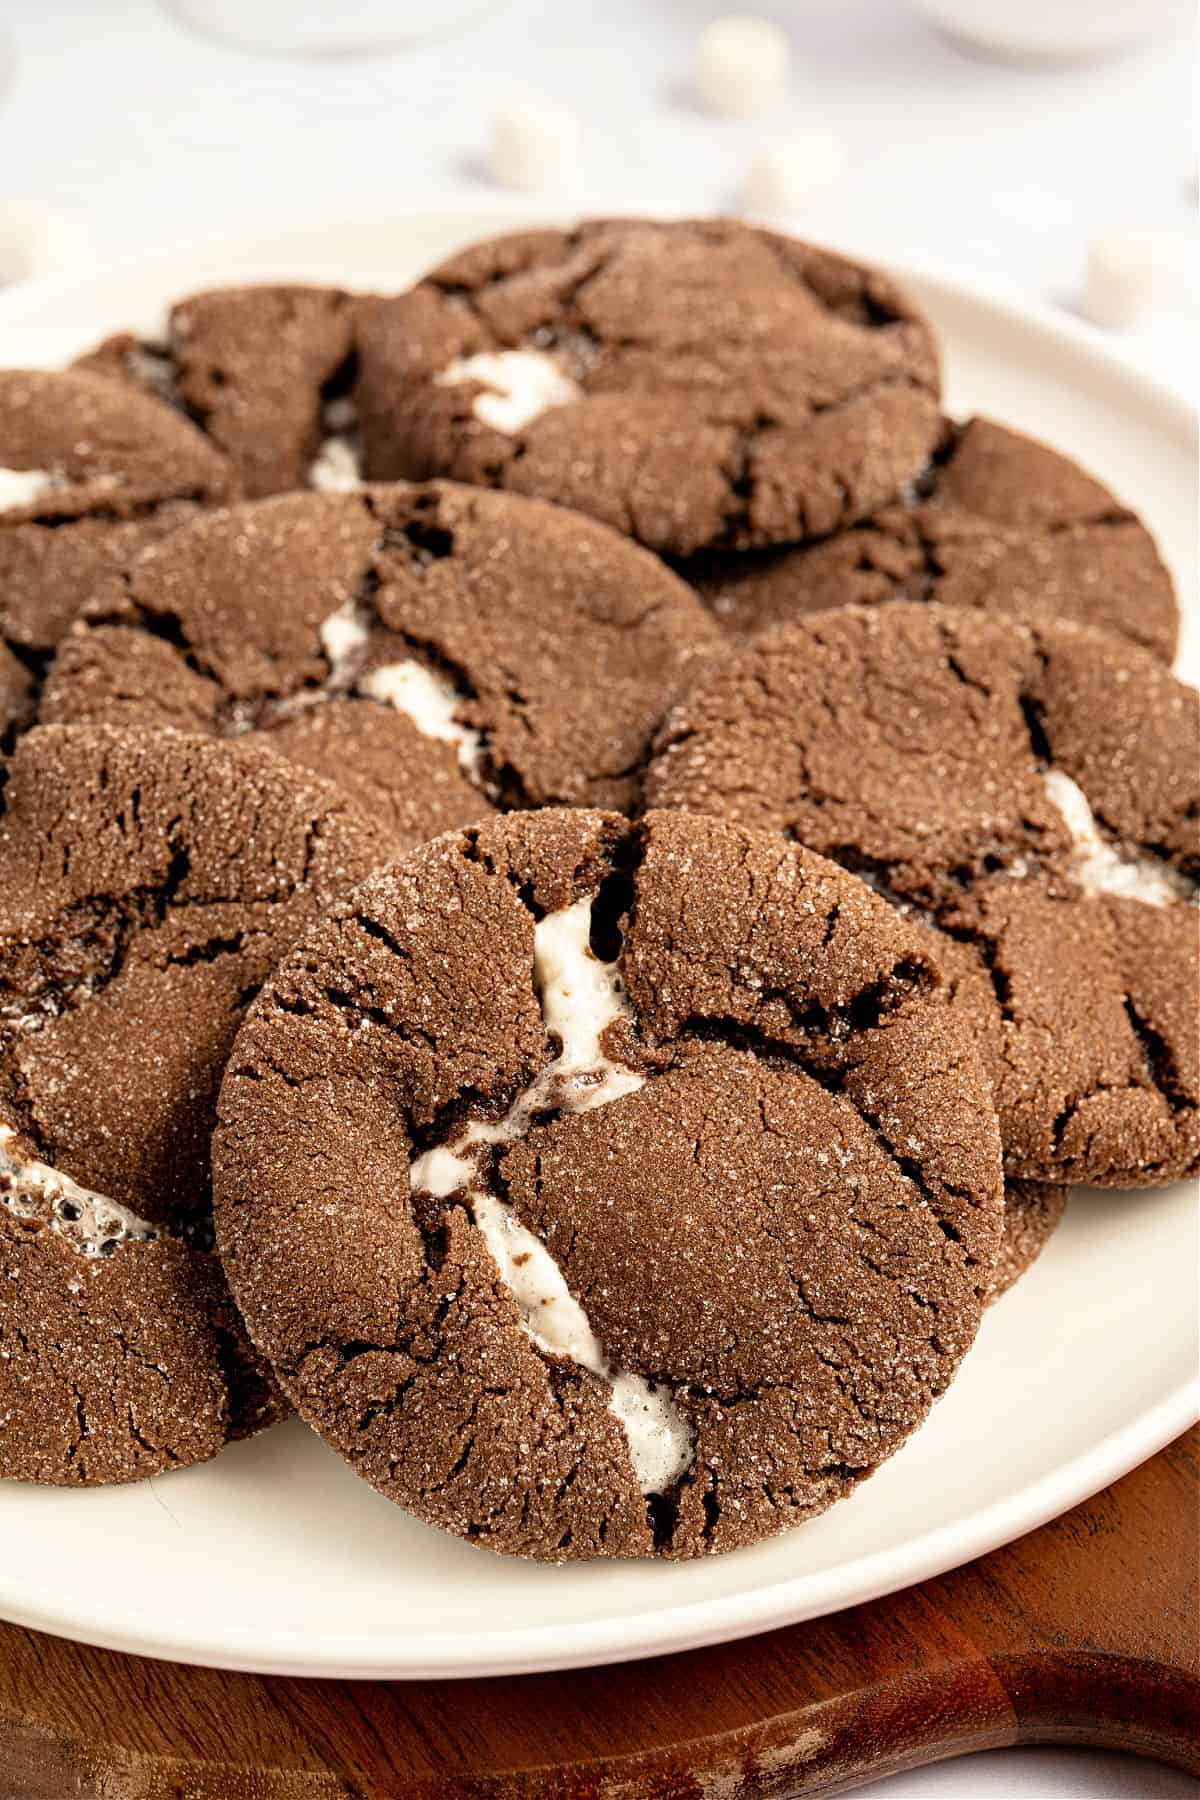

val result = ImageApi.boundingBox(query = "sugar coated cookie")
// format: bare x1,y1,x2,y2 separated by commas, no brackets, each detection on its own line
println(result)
214,808,1003,1560
648,604,1199,1187
354,219,941,557
0,723,393,1484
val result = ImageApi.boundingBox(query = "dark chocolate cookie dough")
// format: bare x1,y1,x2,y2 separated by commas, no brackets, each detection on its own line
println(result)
354,219,942,557
686,416,1179,664
991,1181,1066,1301
77,284,363,499
0,369,235,734
43,482,719,842
0,723,394,1486
214,807,1003,1562
647,604,1200,1188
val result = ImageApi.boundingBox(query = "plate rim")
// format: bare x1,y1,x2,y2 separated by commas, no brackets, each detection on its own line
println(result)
0,211,1196,1680
0,203,1196,448
0,1377,1194,1678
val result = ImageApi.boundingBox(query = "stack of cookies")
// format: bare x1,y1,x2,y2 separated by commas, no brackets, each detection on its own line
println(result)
0,219,1195,1562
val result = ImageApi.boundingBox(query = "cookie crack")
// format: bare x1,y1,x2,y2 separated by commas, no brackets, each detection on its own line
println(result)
5,489,220,535
669,945,933,1066
428,228,605,342
1123,995,1192,1114
759,234,921,337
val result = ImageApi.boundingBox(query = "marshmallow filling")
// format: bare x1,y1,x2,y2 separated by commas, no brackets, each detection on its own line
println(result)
309,396,363,492
0,1124,158,1260
0,467,68,511
409,897,694,1496
317,602,485,777
434,349,580,435
1044,768,1195,906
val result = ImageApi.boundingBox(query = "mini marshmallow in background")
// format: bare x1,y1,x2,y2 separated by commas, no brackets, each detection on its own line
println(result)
491,97,580,191
1083,227,1186,328
742,126,847,218
0,200,95,285
695,15,790,117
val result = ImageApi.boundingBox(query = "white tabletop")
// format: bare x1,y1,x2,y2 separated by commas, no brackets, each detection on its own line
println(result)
2,0,1196,381
0,5,1195,1793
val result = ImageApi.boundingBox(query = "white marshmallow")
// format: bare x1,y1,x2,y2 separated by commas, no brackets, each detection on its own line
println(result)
0,1124,158,1259
490,97,579,191
435,349,579,434
532,899,646,1100
309,435,362,493
318,601,370,681
316,610,487,777
696,15,790,117
471,1191,604,1369
410,897,693,1494
742,126,847,217
608,1375,692,1496
1083,228,1178,328
409,901,648,1186
1044,768,1194,905
358,660,485,776
0,466,64,511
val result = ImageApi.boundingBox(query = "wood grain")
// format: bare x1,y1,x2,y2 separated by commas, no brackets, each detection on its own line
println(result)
1,1427,1196,1800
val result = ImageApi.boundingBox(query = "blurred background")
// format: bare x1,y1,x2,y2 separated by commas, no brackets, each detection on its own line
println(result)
0,0,1195,387
0,6,1196,1797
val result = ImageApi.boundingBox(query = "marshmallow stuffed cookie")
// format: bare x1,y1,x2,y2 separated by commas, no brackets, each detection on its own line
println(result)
214,808,1004,1561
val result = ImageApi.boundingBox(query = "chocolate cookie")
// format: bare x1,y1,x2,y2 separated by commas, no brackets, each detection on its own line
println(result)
0,370,235,733
213,807,1003,1561
991,1181,1066,1301
76,284,363,499
647,604,1200,1187
685,416,1179,663
0,723,394,1485
42,483,719,842
353,219,942,557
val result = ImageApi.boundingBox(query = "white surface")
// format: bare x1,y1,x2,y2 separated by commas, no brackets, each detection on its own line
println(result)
0,2,1194,386
0,215,1195,1698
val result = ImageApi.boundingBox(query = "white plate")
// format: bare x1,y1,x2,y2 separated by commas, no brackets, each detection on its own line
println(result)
0,214,1196,1680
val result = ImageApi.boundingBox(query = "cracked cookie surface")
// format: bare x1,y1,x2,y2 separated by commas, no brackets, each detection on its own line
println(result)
353,218,942,557
42,482,719,841
0,370,236,733
76,283,364,499
647,603,1200,1187
0,722,395,1485
685,415,1179,663
213,807,1003,1561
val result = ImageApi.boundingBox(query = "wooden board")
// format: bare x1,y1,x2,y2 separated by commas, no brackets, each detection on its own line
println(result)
1,1426,1196,1800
